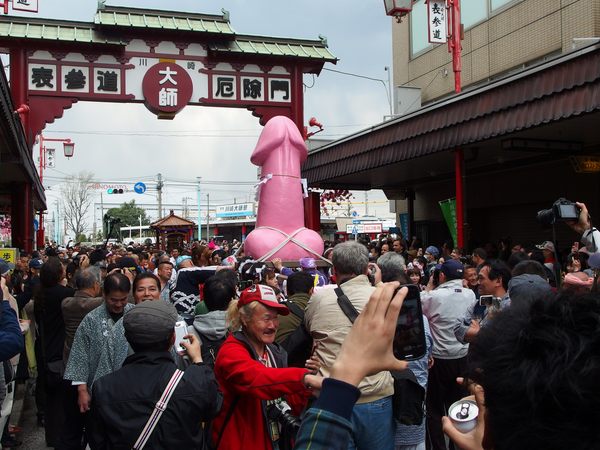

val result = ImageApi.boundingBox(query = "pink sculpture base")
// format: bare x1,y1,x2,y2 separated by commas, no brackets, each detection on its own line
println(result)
244,226,324,261
244,116,324,262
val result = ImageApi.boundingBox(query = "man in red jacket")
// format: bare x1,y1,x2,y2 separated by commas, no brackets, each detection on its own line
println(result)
212,284,321,450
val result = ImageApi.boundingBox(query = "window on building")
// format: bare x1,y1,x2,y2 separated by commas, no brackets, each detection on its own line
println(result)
462,0,487,28
491,0,514,11
410,0,430,55
409,0,521,58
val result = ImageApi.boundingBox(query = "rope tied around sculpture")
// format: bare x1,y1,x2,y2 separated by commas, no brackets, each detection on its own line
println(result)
253,226,331,265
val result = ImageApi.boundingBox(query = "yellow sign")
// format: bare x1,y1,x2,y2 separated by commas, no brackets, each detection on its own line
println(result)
570,156,600,173
0,248,17,264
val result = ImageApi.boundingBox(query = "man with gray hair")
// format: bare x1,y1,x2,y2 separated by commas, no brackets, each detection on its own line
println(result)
60,266,104,449
305,241,395,450
377,252,408,284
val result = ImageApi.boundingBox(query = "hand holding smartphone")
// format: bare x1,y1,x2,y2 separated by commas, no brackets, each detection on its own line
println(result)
173,321,189,355
392,284,427,361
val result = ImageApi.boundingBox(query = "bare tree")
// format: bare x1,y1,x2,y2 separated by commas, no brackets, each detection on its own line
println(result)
61,171,94,240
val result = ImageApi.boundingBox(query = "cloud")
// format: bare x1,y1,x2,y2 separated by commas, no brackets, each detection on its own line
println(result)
24,0,394,235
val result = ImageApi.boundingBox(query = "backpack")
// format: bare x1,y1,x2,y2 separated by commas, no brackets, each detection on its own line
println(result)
197,333,227,369
280,302,313,368
391,369,426,425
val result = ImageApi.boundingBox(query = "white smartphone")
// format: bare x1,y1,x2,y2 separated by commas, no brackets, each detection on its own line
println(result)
173,321,189,355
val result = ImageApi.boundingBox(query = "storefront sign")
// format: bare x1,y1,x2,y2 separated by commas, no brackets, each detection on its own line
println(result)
0,248,17,264
345,222,383,234
216,203,255,218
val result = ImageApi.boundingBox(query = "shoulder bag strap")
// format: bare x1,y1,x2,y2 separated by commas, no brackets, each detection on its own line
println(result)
334,287,359,324
286,301,305,320
132,368,185,450
214,396,240,449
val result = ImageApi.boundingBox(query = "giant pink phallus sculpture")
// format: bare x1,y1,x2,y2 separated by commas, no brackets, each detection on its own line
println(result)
244,116,324,261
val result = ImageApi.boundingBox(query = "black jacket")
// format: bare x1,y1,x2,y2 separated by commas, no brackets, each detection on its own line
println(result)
34,284,75,365
90,351,222,450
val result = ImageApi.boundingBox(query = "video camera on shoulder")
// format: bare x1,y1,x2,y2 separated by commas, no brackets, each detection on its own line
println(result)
537,198,580,227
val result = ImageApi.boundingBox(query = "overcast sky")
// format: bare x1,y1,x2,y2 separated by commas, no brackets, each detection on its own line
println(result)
7,0,395,234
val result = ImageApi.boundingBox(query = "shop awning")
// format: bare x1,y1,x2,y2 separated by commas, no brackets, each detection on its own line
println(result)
0,66,45,211
303,43,600,189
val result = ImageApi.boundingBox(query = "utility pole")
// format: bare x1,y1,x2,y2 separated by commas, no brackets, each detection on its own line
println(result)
196,177,202,241
384,66,393,117
100,192,104,239
364,191,369,216
206,192,210,241
157,173,163,219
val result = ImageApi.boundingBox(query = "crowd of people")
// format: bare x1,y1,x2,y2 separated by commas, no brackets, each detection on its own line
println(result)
0,201,599,449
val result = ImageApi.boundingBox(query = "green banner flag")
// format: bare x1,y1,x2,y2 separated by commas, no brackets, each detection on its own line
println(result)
439,198,457,248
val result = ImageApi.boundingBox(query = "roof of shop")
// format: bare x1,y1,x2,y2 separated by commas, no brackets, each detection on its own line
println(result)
303,43,600,186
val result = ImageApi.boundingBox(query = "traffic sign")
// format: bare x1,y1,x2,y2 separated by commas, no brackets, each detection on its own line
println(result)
134,182,147,194
346,223,383,234
352,210,358,217
352,219,361,224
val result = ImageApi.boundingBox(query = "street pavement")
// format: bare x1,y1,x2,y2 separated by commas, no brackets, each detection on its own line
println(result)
7,382,50,449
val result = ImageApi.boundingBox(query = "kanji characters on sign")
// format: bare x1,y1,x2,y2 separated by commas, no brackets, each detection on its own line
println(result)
142,62,193,116
428,1,447,44
29,64,56,91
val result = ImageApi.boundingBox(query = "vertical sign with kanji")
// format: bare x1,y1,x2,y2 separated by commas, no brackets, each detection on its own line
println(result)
12,0,38,13
427,1,447,44
45,148,55,168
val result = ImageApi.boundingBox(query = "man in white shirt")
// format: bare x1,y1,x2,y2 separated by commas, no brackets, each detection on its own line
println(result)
420,259,474,450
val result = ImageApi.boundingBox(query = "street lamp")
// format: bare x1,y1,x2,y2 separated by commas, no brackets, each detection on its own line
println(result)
63,141,75,158
383,0,413,21
37,134,75,249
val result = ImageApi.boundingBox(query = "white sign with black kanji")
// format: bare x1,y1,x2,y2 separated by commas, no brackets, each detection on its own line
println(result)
428,1,447,44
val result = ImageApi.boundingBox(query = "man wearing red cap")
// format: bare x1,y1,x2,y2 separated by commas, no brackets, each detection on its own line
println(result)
211,284,321,450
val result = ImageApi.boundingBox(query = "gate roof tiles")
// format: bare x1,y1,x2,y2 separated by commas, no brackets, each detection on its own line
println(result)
94,5,235,35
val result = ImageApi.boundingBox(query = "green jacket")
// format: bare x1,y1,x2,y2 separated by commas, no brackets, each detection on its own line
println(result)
275,292,310,345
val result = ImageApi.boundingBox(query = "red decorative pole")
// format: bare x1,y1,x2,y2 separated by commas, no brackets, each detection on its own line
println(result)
448,0,464,247
448,0,462,94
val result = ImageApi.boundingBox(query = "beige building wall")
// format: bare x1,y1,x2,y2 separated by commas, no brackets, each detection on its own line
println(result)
393,0,600,103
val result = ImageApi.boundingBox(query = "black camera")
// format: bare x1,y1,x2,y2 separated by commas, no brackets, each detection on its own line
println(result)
267,399,301,436
537,198,580,227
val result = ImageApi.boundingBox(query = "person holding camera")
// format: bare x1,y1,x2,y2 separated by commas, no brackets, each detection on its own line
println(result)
211,284,321,450
567,202,600,254
454,260,511,345
89,300,221,449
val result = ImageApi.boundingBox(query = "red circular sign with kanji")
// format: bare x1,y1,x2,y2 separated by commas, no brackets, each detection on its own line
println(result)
142,62,193,115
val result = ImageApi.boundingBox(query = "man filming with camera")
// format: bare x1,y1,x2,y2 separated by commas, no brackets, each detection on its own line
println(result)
567,202,600,254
